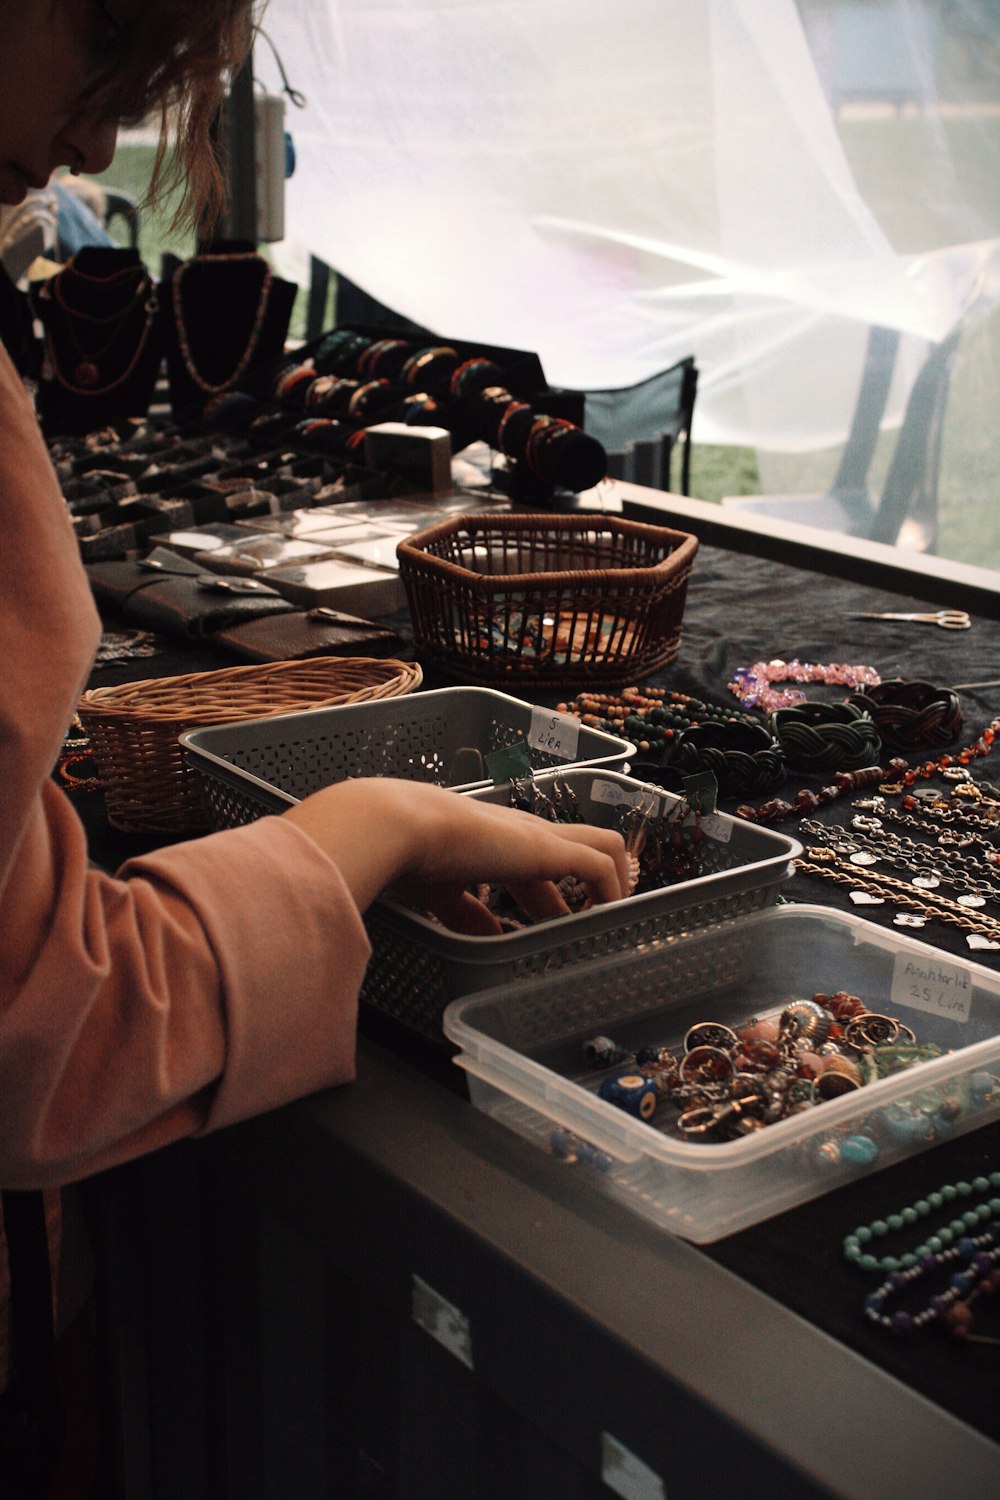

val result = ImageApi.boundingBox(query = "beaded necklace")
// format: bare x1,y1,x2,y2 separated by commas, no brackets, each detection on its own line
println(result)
41,281,159,397
844,1172,1000,1274
557,686,755,748
729,658,881,714
170,254,274,394
45,267,152,389
734,715,1000,826
843,1173,1000,1340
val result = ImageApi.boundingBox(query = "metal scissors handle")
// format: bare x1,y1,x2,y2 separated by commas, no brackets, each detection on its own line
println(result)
852,609,972,630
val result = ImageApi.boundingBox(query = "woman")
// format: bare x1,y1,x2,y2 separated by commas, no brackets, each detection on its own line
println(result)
0,3,628,1491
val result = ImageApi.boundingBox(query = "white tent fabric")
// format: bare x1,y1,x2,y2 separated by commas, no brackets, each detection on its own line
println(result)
259,0,1000,464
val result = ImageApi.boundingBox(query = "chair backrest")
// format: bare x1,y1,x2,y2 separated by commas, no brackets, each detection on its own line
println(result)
869,328,960,550
102,189,141,250
576,356,699,494
828,324,902,502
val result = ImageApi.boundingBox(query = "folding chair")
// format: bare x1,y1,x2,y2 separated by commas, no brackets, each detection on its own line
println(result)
575,356,699,495
723,327,958,550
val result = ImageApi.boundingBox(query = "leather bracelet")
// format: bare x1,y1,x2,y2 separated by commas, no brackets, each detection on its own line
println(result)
664,721,787,797
848,679,963,753
769,702,882,771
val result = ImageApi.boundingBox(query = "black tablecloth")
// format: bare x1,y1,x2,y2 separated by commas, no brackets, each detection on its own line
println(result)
73,538,1000,1442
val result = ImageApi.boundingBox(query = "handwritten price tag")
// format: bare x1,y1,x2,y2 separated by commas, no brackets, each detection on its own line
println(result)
528,707,581,761
890,952,972,1024
590,778,658,811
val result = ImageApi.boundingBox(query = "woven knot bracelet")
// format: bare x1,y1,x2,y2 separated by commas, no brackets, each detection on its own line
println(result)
664,721,787,797
769,702,882,771
848,679,963,754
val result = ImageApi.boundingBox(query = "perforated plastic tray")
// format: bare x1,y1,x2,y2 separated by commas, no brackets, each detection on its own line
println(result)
444,904,1000,1241
181,686,633,826
359,768,801,1044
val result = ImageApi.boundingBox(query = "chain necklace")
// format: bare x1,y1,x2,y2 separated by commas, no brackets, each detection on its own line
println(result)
170,253,274,394
794,852,1000,948
800,818,1000,909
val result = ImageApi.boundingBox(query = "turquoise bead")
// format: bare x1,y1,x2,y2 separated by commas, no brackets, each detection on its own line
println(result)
887,1213,904,1232
902,1207,918,1224
972,1176,990,1193
871,1218,889,1236
928,1191,944,1209
841,1135,878,1167
859,1253,879,1272
855,1224,873,1244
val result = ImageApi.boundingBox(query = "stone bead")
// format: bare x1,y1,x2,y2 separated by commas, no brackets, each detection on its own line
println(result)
840,1135,878,1166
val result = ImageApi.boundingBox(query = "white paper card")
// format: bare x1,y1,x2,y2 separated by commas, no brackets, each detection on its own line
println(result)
527,707,581,761
891,951,972,1024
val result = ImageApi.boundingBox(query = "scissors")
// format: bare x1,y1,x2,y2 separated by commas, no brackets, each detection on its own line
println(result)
851,609,971,631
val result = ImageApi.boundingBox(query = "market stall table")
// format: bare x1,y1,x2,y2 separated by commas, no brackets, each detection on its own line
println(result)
74,489,1000,1499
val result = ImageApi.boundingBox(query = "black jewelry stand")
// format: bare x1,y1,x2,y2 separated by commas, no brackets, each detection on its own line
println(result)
160,242,296,423
34,247,163,437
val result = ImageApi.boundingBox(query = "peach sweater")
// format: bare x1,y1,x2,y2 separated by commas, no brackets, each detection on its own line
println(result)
0,341,370,1377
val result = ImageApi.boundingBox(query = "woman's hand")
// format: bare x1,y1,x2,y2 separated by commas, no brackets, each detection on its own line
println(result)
282,778,628,934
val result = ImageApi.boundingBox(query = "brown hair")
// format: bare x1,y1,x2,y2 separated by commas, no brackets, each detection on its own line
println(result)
89,0,259,231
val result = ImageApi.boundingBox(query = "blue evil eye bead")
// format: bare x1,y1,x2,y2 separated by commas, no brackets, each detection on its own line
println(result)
599,1071,659,1121
584,1036,631,1068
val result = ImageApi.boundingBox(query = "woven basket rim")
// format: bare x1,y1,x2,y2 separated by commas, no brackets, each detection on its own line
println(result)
79,656,422,724
397,513,699,594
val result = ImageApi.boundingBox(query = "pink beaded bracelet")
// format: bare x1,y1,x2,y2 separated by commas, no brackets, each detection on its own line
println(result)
728,658,881,714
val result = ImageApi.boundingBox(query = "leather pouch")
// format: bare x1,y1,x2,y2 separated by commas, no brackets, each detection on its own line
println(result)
85,550,295,638
210,608,404,663
120,575,295,638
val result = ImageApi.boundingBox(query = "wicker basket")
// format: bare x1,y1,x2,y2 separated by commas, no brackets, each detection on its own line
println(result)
396,512,699,690
78,655,422,833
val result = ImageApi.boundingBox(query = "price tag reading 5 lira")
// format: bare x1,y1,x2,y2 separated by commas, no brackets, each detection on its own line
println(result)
528,707,581,761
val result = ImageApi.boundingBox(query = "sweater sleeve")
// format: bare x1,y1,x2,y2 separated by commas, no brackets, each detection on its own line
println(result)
0,345,370,1190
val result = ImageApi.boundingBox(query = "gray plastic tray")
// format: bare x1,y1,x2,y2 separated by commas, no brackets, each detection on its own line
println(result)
181,686,633,826
360,768,802,1044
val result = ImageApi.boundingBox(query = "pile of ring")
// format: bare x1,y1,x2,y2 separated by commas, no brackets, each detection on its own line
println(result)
586,992,953,1144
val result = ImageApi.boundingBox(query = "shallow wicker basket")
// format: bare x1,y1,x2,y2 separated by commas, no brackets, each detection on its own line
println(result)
78,655,422,833
396,512,699,691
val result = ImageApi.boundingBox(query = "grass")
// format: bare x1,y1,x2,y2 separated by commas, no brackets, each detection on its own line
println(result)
94,108,1000,568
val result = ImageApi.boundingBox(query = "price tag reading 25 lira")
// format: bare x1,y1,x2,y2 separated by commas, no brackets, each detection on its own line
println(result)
528,707,581,761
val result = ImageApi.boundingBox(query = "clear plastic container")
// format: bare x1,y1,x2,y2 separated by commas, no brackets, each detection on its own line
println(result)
444,904,1000,1242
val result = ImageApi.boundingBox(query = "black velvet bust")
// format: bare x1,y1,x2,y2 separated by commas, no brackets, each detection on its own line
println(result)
33,247,163,436
160,241,295,423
